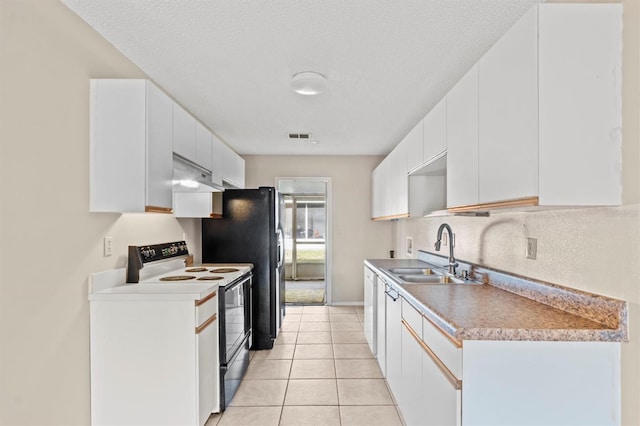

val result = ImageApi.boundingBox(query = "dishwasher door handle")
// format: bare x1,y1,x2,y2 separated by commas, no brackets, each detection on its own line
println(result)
384,284,399,301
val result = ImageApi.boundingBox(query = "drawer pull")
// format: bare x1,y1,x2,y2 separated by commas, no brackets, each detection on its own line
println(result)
423,314,463,349
195,291,217,306
402,319,462,390
196,313,217,334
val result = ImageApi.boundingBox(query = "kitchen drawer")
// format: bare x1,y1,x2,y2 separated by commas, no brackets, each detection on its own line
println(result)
423,315,462,379
195,290,218,327
401,298,423,337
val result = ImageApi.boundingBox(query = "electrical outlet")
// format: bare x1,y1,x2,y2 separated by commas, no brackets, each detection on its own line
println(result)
104,236,113,257
526,237,537,260
442,233,448,246
406,236,413,257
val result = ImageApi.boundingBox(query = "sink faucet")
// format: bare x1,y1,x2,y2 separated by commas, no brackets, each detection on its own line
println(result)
435,223,458,276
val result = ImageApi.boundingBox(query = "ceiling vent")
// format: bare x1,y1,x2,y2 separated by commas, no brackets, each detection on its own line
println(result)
288,133,311,140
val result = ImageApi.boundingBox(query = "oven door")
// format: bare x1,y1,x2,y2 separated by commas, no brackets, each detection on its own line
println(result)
221,274,251,362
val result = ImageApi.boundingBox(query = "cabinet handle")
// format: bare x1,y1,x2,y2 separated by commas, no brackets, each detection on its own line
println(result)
196,313,217,334
402,319,462,390
145,205,173,214
195,291,217,306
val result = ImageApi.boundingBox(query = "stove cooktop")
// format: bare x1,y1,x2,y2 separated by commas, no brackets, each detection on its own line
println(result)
141,265,250,286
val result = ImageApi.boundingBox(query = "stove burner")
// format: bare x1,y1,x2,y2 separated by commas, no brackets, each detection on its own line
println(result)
159,275,196,281
185,267,208,273
211,268,239,273
197,276,224,281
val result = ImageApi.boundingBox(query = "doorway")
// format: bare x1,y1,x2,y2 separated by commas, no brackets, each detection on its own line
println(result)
277,178,329,305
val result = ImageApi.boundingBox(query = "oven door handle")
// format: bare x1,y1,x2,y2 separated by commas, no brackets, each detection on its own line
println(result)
225,273,251,292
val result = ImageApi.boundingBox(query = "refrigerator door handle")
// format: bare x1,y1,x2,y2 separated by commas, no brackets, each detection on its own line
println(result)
276,228,284,269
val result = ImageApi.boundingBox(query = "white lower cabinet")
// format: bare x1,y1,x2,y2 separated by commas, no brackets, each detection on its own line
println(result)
462,341,620,426
400,298,461,426
90,291,220,426
400,321,423,425
393,297,620,426
421,340,461,426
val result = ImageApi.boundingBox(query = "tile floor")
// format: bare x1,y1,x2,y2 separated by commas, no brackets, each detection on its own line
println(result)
205,305,403,426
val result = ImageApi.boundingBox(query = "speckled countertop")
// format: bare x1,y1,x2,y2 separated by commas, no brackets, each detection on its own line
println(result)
366,256,627,343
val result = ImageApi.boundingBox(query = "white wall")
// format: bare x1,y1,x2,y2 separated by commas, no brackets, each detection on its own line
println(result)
0,2,202,424
244,155,393,304
392,1,640,424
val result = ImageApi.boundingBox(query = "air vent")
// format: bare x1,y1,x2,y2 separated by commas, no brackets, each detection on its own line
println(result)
288,133,311,140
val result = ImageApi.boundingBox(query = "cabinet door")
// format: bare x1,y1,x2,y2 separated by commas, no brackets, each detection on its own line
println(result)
423,97,446,164
405,120,424,172
211,133,224,186
195,121,213,172
233,154,245,189
173,102,197,162
221,143,245,188
173,192,213,218
197,306,219,425
385,287,402,403
371,164,382,219
538,4,622,206
388,144,408,217
400,321,423,426
144,81,174,211
422,345,461,426
478,6,538,204
375,275,386,376
446,64,479,208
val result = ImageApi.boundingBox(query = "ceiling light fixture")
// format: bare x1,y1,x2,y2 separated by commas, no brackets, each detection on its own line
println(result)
290,72,328,95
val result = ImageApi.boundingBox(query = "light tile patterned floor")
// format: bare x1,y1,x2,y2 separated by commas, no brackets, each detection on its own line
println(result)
205,305,403,426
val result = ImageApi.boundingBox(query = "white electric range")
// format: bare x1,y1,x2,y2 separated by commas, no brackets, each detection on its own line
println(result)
88,241,255,424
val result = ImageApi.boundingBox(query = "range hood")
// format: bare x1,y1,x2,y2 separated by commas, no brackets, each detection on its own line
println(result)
172,154,224,193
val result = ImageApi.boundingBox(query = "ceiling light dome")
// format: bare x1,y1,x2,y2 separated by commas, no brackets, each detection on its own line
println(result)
290,71,328,95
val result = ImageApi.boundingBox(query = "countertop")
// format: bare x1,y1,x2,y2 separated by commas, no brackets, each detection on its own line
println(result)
366,256,627,342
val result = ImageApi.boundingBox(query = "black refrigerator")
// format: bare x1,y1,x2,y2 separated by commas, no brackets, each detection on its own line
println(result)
202,187,285,350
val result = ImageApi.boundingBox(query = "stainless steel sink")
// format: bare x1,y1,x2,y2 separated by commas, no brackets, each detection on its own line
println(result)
386,267,441,276
398,274,464,284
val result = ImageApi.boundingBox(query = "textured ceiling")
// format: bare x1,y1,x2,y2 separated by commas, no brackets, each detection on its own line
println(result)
62,0,541,156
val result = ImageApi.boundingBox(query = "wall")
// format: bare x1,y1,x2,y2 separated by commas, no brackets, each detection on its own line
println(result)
392,1,640,424
0,2,202,424
244,155,392,304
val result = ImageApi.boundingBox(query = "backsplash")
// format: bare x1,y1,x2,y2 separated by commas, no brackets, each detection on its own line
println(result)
392,204,640,301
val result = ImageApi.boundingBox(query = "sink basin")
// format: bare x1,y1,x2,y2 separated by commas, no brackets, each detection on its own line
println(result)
398,274,466,284
386,267,441,276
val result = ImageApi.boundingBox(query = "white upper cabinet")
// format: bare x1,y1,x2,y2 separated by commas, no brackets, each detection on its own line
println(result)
90,79,173,213
478,6,539,204
474,3,621,208
172,102,197,163
422,97,447,164
537,4,621,205
210,133,224,187
220,142,245,189
405,120,424,173
447,64,479,208
195,121,213,172
373,4,621,216
371,143,410,220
